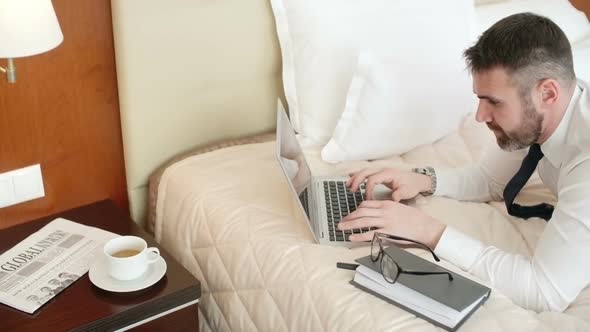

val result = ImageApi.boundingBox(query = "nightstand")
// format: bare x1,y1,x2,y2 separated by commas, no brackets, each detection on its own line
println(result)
0,199,201,331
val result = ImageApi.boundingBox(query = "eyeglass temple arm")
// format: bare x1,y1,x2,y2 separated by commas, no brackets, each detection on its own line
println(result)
401,270,454,281
376,232,441,262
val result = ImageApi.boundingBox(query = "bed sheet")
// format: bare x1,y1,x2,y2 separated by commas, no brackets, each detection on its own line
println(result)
155,114,590,332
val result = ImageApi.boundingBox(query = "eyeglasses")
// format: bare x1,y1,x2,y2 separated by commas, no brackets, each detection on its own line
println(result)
371,232,453,284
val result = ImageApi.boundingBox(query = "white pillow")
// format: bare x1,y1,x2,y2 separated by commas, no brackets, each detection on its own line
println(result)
321,51,476,162
474,0,507,4
572,36,590,82
270,0,475,145
474,0,590,44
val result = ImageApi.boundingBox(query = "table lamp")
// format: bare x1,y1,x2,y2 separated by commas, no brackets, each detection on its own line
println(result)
0,0,63,83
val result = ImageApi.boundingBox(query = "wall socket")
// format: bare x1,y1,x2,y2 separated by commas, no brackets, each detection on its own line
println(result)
0,164,45,208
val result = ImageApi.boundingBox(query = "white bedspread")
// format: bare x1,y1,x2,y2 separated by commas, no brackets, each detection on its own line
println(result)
155,114,590,332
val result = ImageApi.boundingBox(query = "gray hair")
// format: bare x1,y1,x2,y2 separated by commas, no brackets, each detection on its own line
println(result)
464,13,576,96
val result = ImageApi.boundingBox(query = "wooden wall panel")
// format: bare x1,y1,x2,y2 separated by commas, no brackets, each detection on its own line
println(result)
570,0,590,19
0,0,128,229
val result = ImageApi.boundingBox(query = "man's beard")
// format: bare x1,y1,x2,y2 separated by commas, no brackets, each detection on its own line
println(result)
487,96,543,151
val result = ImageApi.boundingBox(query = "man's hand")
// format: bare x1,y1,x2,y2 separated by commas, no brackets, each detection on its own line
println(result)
347,168,433,201
338,200,446,249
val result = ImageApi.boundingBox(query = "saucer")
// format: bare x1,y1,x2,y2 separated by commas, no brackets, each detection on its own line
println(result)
89,255,167,292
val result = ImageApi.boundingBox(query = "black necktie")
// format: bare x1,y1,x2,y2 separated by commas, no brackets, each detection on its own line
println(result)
503,144,554,221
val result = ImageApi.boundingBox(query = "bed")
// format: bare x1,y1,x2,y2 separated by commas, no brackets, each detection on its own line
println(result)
110,0,590,331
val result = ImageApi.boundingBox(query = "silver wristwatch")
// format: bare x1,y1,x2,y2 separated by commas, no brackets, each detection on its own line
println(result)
412,166,437,196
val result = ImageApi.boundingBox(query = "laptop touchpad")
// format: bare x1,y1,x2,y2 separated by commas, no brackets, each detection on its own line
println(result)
371,185,416,206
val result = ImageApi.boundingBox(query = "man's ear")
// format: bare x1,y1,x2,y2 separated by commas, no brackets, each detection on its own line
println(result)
538,79,559,105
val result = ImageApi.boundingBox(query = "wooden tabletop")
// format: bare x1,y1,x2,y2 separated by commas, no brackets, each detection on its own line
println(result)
0,199,201,331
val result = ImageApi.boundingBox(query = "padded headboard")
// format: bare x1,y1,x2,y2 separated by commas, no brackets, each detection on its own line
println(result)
111,0,283,224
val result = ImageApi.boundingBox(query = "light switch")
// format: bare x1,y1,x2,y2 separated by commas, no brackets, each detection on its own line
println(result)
0,164,45,208
12,164,45,203
0,176,15,208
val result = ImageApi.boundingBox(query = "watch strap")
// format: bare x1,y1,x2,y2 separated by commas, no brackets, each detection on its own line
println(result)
412,166,437,196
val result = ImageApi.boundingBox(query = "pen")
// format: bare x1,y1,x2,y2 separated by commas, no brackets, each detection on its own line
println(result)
336,262,360,270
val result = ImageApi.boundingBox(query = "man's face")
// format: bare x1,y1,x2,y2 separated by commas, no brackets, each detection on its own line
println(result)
473,67,543,151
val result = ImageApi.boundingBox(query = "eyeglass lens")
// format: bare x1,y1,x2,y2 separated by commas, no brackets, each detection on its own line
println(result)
371,235,380,261
381,253,399,283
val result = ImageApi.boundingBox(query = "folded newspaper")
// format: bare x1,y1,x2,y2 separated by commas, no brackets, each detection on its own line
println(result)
0,218,118,314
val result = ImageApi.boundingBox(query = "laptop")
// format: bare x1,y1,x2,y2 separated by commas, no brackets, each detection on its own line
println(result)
276,101,390,246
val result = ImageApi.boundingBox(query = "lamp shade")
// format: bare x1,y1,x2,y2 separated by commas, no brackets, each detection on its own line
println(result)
0,0,63,58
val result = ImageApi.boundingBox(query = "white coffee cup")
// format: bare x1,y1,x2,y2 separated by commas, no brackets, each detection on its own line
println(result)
103,236,160,281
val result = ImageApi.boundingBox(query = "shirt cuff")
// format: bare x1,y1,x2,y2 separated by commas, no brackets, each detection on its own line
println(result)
433,168,459,197
434,226,485,271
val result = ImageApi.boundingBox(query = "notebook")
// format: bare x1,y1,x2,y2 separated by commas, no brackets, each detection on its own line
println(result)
351,245,491,331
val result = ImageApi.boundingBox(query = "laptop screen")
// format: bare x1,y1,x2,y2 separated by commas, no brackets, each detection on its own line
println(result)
276,103,313,201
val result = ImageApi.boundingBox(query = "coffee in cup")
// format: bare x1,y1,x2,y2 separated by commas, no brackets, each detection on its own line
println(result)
112,249,141,258
103,236,160,281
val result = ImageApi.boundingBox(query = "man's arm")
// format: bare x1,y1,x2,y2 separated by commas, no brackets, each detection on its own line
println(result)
435,145,527,202
434,162,590,312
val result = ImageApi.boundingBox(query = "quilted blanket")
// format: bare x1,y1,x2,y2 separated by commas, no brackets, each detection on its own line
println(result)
155,114,590,332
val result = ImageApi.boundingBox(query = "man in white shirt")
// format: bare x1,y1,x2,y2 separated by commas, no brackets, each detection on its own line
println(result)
338,13,590,312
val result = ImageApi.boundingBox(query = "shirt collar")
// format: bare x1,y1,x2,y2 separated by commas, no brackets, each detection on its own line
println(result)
540,83,583,168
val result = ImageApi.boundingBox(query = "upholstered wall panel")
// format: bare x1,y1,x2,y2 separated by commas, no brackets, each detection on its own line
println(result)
111,0,283,224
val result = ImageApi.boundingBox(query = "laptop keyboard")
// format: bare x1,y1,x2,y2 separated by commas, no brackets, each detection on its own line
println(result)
299,189,310,218
323,181,376,242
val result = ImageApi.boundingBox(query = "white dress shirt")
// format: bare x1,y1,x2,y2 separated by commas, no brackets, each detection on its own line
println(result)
433,80,590,312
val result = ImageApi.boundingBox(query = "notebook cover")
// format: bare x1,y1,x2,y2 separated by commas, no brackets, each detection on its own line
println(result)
350,279,490,332
355,245,491,311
